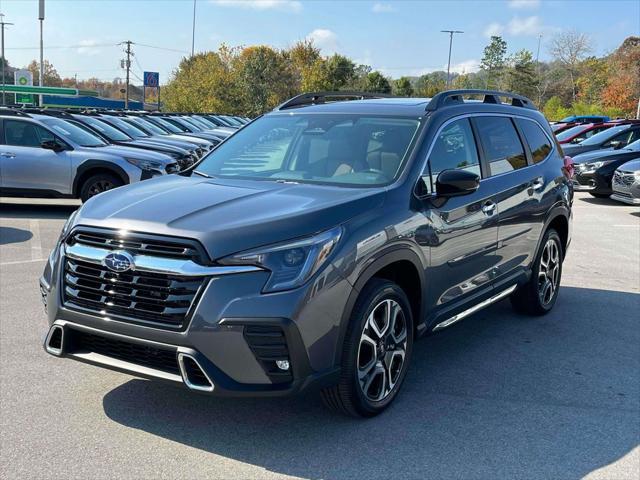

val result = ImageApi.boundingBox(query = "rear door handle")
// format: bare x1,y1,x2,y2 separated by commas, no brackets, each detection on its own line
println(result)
532,176,545,191
481,200,496,215
0,152,16,158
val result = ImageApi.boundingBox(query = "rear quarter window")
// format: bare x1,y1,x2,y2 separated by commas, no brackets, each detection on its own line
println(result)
474,116,527,175
516,119,553,164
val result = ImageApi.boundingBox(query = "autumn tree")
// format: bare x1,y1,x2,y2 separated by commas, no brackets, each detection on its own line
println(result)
26,60,62,86
549,30,591,102
601,36,640,117
415,72,447,97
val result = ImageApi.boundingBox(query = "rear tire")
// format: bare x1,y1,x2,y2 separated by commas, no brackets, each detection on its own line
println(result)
589,192,610,199
321,278,414,417
79,173,123,202
511,229,563,316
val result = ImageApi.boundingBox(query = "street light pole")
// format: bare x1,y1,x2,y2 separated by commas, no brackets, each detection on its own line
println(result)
191,0,197,56
441,30,464,87
0,13,13,106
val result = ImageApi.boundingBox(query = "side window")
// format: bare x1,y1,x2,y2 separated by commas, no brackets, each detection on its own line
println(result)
475,117,527,175
516,119,552,164
4,120,54,148
603,130,634,148
425,118,480,190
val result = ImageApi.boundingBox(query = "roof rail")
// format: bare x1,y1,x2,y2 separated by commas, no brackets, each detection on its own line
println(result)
276,91,394,111
425,89,536,111
0,108,31,117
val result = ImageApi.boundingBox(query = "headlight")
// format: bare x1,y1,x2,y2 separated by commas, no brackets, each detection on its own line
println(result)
634,171,640,182
125,157,165,172
583,161,606,172
219,227,342,293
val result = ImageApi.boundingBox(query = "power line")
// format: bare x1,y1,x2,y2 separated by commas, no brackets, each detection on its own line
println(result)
135,42,190,54
5,43,118,50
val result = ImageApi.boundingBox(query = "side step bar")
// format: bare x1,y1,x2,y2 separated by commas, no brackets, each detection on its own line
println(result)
433,285,518,331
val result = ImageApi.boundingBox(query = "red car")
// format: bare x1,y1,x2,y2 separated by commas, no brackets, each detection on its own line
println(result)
555,122,616,144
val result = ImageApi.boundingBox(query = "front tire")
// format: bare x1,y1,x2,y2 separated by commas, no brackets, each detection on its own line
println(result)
79,173,123,202
321,278,414,417
511,229,563,316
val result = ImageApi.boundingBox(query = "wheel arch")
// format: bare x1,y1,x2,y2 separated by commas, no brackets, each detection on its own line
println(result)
537,204,571,261
73,161,129,197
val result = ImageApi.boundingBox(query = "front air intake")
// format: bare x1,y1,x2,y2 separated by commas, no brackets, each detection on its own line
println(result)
178,353,214,392
45,325,64,355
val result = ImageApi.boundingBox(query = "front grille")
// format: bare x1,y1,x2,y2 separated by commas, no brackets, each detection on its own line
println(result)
244,325,292,383
614,171,635,187
68,329,180,375
68,230,201,260
63,230,208,330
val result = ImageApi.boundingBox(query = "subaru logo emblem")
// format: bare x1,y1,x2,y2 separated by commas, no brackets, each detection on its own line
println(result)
103,250,134,273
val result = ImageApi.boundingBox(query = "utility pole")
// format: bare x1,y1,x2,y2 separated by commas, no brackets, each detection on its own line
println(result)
441,30,463,87
39,0,45,106
121,40,133,109
0,13,13,106
191,0,197,56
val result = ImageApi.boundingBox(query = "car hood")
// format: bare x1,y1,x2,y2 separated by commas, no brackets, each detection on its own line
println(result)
97,145,174,163
123,139,189,154
571,148,638,164
75,175,386,259
561,144,605,158
618,159,640,173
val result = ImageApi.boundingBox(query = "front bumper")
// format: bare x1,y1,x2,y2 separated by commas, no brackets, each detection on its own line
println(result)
41,241,352,397
572,171,612,194
611,181,640,205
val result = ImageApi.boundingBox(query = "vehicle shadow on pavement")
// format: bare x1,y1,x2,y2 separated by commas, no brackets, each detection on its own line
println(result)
577,196,627,206
103,286,640,480
0,226,33,245
0,204,78,220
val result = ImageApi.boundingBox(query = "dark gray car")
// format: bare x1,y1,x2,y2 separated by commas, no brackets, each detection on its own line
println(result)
41,90,573,417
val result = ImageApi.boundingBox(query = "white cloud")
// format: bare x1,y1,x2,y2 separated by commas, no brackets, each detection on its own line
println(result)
483,15,546,37
77,39,101,56
508,15,543,35
508,0,541,9
484,22,504,37
211,0,302,12
372,2,395,13
306,29,339,54
449,59,481,74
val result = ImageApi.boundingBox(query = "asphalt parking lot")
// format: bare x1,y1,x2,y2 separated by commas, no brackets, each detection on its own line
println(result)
0,193,638,480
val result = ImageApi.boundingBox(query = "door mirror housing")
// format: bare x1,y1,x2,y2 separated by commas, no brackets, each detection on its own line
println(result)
435,169,480,198
41,140,65,152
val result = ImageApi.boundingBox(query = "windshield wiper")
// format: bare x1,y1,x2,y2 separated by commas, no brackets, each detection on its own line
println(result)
193,170,214,178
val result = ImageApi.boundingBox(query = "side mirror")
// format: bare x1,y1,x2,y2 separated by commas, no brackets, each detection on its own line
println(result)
435,169,480,197
41,140,65,152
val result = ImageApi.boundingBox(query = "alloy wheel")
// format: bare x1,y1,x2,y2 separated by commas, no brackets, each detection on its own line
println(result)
357,299,408,402
538,238,560,306
87,180,115,198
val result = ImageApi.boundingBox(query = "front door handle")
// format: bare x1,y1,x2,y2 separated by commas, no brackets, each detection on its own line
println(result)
532,176,545,191
481,200,496,215
0,152,16,158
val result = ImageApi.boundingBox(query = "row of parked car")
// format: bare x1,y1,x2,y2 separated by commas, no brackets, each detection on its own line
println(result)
551,116,640,205
0,108,250,201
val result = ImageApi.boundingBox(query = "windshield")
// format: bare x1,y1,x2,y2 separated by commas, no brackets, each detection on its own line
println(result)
148,116,182,133
625,139,640,151
127,117,167,135
175,117,202,131
556,125,590,141
221,115,242,126
192,116,217,129
40,117,107,147
102,116,148,138
78,116,131,141
581,124,630,145
195,113,420,187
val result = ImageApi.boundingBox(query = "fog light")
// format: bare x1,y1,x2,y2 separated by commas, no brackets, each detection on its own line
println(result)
276,360,290,371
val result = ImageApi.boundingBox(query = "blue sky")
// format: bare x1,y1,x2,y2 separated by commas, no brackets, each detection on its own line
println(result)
1,0,638,84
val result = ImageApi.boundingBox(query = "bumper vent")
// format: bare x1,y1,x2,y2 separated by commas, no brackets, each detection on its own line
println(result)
244,325,293,383
69,329,180,376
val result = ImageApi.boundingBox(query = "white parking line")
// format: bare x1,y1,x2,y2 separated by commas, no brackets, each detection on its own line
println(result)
29,219,44,261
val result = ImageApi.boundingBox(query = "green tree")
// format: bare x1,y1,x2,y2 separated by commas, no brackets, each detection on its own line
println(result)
415,71,447,97
393,76,414,96
325,54,356,90
504,49,537,99
364,71,391,93
480,36,507,89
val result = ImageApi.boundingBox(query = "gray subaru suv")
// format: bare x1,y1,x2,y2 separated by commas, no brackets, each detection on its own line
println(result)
41,91,573,417
0,111,179,201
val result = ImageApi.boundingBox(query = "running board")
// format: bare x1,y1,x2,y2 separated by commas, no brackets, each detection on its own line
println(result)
433,285,518,331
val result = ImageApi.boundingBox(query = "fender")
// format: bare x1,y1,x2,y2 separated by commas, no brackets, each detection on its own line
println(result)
533,200,571,263
333,246,427,366
72,160,129,196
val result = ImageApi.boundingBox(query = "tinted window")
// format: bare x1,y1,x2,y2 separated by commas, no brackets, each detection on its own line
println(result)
603,128,640,148
475,117,527,175
426,119,480,187
581,124,630,145
195,114,420,187
78,116,131,141
102,116,148,138
4,120,55,148
517,119,552,164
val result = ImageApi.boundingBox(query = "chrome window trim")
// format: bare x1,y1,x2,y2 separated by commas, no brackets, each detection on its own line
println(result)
415,112,557,196
64,243,262,277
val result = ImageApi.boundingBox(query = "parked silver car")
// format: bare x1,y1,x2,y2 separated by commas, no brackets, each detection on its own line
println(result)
0,111,178,202
611,159,640,205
